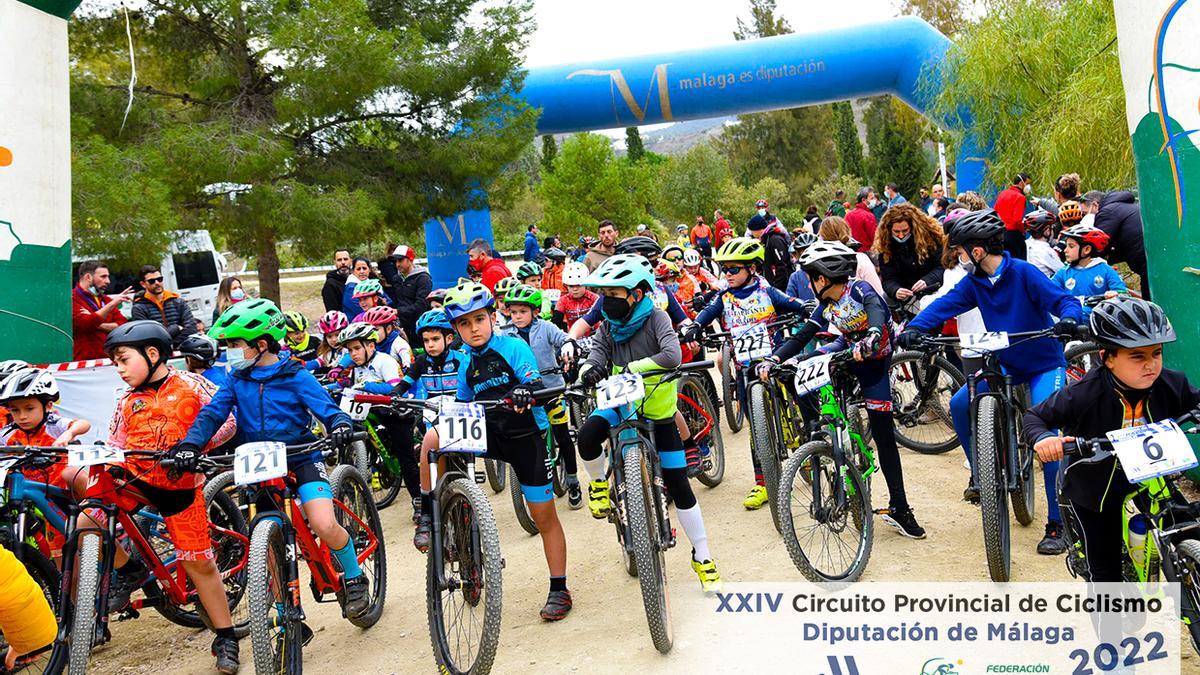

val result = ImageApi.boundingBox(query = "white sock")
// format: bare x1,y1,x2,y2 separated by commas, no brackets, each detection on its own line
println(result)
676,504,711,561
582,456,606,482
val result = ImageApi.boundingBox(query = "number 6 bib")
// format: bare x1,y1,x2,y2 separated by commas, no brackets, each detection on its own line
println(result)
1108,420,1198,482
437,401,487,452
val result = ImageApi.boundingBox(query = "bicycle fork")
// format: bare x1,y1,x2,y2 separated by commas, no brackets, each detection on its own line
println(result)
59,499,119,647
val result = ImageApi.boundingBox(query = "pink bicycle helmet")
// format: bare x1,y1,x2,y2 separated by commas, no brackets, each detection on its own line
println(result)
318,310,349,334
362,305,398,326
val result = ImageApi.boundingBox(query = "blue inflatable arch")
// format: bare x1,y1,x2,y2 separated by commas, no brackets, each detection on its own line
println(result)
423,16,985,289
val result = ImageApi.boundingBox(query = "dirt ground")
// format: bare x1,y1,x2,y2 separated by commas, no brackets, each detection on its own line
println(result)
84,278,1199,674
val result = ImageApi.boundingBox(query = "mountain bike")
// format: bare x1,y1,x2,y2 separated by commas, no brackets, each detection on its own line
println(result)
507,369,572,536
772,350,878,582
353,388,563,675
888,342,965,454
1060,414,1200,653
678,369,725,488
202,435,385,674
26,446,249,675
570,360,714,654
914,328,1075,581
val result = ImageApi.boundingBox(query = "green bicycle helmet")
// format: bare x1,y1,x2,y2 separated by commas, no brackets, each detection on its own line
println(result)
584,254,655,290
505,284,544,309
284,311,309,333
444,281,496,320
209,298,287,342
351,278,384,299
493,275,521,297
517,261,543,280
714,237,765,264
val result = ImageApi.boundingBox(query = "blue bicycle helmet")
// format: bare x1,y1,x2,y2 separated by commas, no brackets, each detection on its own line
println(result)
583,253,655,290
415,309,454,335
443,281,495,320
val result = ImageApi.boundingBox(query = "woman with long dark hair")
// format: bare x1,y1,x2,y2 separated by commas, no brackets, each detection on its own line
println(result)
873,203,948,308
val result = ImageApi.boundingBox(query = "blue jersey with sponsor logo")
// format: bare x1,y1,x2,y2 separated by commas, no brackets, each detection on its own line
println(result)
456,334,548,435
402,349,469,400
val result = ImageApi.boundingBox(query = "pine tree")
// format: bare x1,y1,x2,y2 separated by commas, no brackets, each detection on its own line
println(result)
625,127,645,162
832,102,865,180
541,135,558,174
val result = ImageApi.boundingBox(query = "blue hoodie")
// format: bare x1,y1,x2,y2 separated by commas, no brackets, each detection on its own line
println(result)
906,253,1082,379
183,357,351,454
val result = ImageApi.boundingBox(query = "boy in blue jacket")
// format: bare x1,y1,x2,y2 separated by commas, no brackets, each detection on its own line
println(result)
1050,224,1125,317
177,300,372,619
898,210,1083,556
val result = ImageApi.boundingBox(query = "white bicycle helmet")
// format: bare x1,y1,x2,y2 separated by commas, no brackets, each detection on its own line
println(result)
798,240,859,279
0,368,59,404
563,262,590,286
682,248,702,267
338,322,379,346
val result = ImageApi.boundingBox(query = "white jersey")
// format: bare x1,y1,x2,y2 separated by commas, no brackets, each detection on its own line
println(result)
1026,239,1064,279
387,336,413,370
351,351,402,388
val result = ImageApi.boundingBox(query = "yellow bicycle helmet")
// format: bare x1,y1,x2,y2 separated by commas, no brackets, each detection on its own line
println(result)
714,237,765,264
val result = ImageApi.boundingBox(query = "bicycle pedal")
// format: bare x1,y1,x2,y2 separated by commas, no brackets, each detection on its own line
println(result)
115,607,140,621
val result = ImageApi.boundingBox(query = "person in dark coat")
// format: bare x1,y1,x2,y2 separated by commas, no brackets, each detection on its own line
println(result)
322,249,352,312
1088,190,1150,300
746,213,793,291
384,245,432,340
131,264,201,346
873,204,947,308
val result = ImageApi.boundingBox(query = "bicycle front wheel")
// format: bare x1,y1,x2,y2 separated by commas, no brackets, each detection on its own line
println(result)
779,441,873,582
427,478,503,675
748,382,783,533
331,464,387,628
508,464,539,535
1169,539,1200,655
976,396,1012,582
889,351,963,454
721,344,743,433
624,448,673,653
247,518,302,675
1065,342,1101,383
67,531,103,675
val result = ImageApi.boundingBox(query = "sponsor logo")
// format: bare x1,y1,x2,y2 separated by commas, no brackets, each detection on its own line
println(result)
920,658,962,675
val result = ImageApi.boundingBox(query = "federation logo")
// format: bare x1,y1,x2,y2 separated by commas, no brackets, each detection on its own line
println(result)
920,657,962,675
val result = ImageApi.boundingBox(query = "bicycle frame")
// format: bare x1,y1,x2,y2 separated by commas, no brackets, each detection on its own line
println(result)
965,357,1031,494
606,403,673,560
3,472,72,559
426,448,484,593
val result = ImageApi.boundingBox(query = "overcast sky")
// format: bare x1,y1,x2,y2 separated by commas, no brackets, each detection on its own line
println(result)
524,0,899,67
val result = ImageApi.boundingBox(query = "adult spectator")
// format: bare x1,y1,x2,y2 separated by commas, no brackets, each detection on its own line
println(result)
71,261,132,360
213,276,246,323
322,249,352,312
131,265,201,345
342,256,390,317
845,188,880,250
1090,190,1150,300
867,188,887,222
930,197,951,222
585,220,619,271
826,189,847,217
543,235,562,251
386,245,432,340
1054,173,1082,204
918,187,932,212
746,212,793,291
873,204,946,307
884,183,908,209
927,184,946,215
712,210,733,248
523,225,541,262
993,172,1032,259
817,217,885,296
955,191,988,211
753,199,784,230
801,205,820,233
690,216,713,258
467,238,513,292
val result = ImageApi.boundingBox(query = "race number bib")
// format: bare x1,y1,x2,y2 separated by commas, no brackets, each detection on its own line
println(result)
436,401,487,452
543,289,562,304
595,373,645,410
732,323,772,365
793,353,834,395
1108,420,1198,482
339,389,371,421
234,442,288,486
68,445,125,468
959,331,1010,357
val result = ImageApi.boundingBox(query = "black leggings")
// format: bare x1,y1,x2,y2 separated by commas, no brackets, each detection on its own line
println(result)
376,409,420,501
1004,229,1027,260
551,421,578,475
577,416,696,510
1070,499,1125,582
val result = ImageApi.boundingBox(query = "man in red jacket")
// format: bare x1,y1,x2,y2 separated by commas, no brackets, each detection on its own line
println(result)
712,210,732,250
844,188,879,250
466,239,513,294
71,261,133,360
993,172,1032,260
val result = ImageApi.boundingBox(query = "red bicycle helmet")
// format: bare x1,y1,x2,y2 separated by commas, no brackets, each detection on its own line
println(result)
362,305,398,326
1061,224,1110,254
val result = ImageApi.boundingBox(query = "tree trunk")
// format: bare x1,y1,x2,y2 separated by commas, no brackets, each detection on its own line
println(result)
256,223,281,304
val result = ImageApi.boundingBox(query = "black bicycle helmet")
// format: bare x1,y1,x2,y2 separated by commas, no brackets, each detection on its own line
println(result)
1089,296,1177,349
543,247,567,262
179,333,220,367
104,321,174,387
946,208,1005,247
798,241,859,279
614,235,662,260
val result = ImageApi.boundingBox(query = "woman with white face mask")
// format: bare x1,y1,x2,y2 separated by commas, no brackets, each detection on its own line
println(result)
873,204,948,310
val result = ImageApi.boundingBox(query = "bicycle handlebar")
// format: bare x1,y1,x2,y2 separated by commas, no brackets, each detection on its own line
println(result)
1061,410,1199,461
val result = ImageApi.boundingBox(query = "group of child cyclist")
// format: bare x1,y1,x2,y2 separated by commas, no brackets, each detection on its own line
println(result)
0,200,1195,673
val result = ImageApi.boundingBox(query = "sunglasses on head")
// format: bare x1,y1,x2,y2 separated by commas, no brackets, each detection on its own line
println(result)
145,276,164,284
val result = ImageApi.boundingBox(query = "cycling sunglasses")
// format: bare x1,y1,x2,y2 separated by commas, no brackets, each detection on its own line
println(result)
720,265,746,275
144,276,164,284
